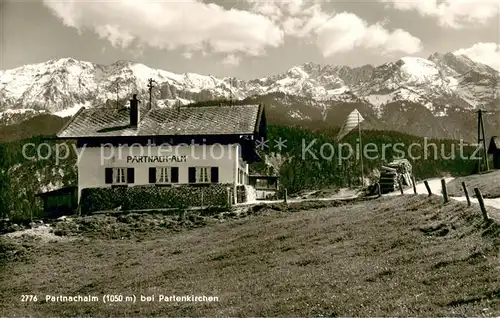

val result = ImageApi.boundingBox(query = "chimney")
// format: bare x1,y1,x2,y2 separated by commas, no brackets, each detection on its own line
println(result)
129,94,140,127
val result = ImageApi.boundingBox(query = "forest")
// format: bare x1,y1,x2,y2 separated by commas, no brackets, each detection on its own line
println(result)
257,125,480,194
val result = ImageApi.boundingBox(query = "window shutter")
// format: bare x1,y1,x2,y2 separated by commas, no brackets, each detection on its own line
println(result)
127,168,135,184
188,167,196,183
196,168,201,182
105,168,113,184
171,167,179,183
149,167,156,183
211,167,219,183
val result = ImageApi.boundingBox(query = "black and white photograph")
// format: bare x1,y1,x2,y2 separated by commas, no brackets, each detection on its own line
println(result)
0,0,499,316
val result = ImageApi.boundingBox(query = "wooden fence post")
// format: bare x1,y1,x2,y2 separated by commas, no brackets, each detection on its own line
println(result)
76,203,81,217
424,180,432,196
226,187,231,206
411,175,417,194
178,208,186,222
461,182,471,207
398,178,404,195
284,188,288,204
441,178,449,203
473,188,489,222
201,189,204,210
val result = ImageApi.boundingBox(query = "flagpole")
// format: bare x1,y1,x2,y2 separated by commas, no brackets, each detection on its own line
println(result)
358,112,364,187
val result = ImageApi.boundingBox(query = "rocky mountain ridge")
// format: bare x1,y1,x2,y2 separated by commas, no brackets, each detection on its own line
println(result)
1,53,499,141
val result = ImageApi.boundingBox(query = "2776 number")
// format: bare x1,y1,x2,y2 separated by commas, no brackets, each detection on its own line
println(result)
21,295,38,302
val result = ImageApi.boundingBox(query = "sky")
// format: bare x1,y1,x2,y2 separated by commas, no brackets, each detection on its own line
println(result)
1,0,499,79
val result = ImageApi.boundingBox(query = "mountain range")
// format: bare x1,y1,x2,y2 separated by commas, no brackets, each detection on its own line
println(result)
1,52,499,141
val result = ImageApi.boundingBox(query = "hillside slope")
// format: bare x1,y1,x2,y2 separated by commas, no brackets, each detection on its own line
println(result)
0,114,69,142
0,195,499,316
447,170,500,199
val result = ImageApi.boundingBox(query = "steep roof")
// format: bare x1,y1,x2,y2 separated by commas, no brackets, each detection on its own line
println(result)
488,136,500,154
57,104,264,138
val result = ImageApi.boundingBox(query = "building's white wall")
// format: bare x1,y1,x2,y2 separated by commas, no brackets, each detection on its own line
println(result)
78,148,106,196
77,143,243,200
238,158,246,185
233,144,239,202
235,146,249,185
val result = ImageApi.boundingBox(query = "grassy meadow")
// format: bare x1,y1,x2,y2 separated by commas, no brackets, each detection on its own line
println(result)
1,195,499,317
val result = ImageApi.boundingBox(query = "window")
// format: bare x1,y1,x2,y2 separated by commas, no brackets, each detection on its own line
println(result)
158,167,169,183
189,167,219,183
115,168,126,184
149,167,179,184
256,179,268,189
198,167,210,183
105,167,134,185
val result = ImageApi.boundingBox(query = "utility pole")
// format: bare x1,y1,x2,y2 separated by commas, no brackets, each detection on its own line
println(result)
116,82,119,109
147,78,157,110
229,78,233,106
357,111,364,187
477,109,490,173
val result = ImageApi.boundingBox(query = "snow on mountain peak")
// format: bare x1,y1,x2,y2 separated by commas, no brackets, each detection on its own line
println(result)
0,53,499,121
287,65,310,79
399,57,440,84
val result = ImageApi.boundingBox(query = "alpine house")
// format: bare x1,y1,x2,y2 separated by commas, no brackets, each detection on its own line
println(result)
56,94,267,205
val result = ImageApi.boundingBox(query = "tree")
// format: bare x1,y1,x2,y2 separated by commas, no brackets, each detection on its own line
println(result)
264,152,293,176
0,169,10,218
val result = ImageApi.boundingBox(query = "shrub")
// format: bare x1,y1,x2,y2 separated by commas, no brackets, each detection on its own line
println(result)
80,184,231,214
